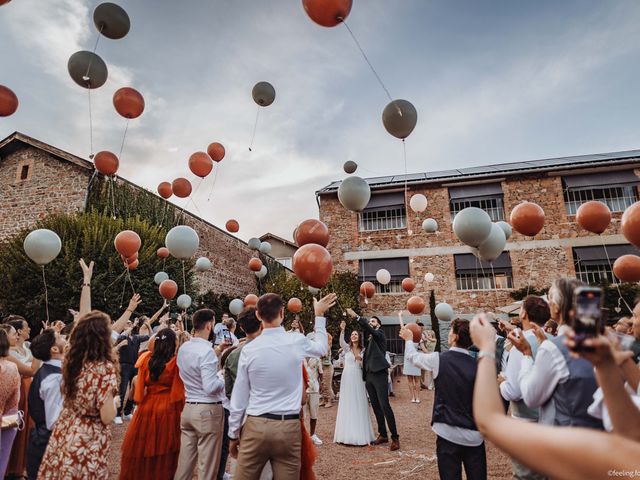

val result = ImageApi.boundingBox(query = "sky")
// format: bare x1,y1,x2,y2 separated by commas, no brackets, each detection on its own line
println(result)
1,0,640,242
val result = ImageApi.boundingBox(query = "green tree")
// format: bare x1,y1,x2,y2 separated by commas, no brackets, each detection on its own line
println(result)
429,289,442,352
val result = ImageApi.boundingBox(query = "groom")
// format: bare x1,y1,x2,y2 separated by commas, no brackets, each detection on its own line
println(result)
347,309,399,451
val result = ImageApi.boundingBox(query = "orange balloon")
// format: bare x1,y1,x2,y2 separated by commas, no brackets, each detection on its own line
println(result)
288,298,303,313
248,257,263,272
0,85,18,117
172,178,192,198
359,281,375,299
159,279,178,299
406,323,422,343
401,278,416,293
622,202,640,248
113,87,145,119
613,254,640,282
157,247,169,258
114,230,141,257
94,151,119,175
244,294,259,307
510,202,545,237
226,219,239,233
407,296,426,315
576,201,611,235
207,142,225,162
302,0,352,27
295,219,330,247
293,244,333,289
157,182,173,199
125,252,138,264
188,151,213,178
127,259,139,270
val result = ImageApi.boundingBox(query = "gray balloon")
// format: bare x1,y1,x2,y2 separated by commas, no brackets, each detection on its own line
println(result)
177,294,192,310
255,265,268,279
452,207,492,247
248,238,261,250
259,242,272,254
478,223,507,263
195,257,211,272
337,176,371,212
67,51,108,89
93,3,130,39
422,218,438,233
343,161,358,174
154,271,169,285
435,302,454,321
382,99,418,139
252,81,275,107
496,221,512,241
23,229,62,266
308,286,320,295
229,298,244,315
166,225,199,259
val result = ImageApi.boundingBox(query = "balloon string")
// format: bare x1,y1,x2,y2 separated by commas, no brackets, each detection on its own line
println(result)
182,261,186,294
403,139,408,231
600,235,633,313
526,245,536,297
206,164,221,202
119,269,128,309
103,269,127,303
87,88,94,158
183,178,204,212
249,107,260,152
159,202,167,228
341,19,393,102
119,119,130,159
109,176,117,219
490,262,499,304
92,25,104,55
41,266,50,322
125,266,136,295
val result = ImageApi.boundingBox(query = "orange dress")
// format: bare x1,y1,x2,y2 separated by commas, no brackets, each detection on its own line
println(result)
301,365,318,480
119,351,185,480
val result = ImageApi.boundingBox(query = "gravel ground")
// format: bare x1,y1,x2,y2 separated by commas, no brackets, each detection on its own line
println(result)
109,378,511,479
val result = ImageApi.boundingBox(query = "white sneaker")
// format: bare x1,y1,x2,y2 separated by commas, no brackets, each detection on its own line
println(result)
124,414,133,421
223,474,232,480
311,434,323,445
114,416,123,425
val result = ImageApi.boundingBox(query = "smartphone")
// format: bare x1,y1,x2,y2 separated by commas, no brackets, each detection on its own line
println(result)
513,327,522,339
223,329,232,344
572,286,603,349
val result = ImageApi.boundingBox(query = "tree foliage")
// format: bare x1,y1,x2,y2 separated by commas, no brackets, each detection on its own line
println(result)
429,289,442,352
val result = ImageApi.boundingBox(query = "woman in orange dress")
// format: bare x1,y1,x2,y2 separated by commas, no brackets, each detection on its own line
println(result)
120,328,185,480
38,311,120,479
301,364,318,480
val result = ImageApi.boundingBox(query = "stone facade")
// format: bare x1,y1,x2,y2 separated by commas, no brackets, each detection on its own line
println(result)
0,133,256,297
319,164,639,317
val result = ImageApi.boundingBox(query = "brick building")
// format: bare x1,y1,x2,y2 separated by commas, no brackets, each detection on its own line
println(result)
259,232,298,269
317,149,640,346
0,132,257,297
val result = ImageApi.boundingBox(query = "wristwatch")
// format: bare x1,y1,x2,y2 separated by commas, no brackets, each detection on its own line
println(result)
478,350,495,362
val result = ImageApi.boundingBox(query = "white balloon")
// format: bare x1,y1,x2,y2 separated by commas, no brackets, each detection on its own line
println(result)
177,294,192,310
24,229,62,266
478,223,507,262
422,218,438,233
165,226,199,260
409,194,428,213
337,176,371,212
496,221,512,240
424,272,435,282
248,238,261,250
308,286,320,295
259,242,272,254
229,298,244,315
195,257,212,272
154,271,169,285
255,265,268,279
452,207,492,247
435,302,454,321
376,269,391,285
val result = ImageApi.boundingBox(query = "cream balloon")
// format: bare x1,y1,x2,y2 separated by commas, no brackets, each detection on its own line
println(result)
424,272,435,282
255,265,268,279
435,302,454,321
477,223,507,262
452,207,492,247
195,257,212,272
337,176,371,212
259,242,272,254
177,294,192,310
248,238,261,250
376,269,391,285
409,194,428,213
165,226,199,260
154,271,169,285
24,229,62,266
229,298,244,315
422,218,438,233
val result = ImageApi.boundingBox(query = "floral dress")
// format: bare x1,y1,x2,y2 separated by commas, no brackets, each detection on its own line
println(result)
39,361,118,479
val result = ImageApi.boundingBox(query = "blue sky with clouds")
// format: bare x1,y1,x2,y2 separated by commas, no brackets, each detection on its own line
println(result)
1,0,640,241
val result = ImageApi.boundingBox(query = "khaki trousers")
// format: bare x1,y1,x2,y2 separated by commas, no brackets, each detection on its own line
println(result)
319,364,335,404
235,416,301,480
174,403,225,480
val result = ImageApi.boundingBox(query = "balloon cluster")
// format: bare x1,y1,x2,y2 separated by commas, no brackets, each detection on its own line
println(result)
156,225,200,306
114,230,141,270
292,219,333,288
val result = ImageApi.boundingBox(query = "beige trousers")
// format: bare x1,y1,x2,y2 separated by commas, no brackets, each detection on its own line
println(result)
174,403,225,480
319,364,335,404
235,416,301,480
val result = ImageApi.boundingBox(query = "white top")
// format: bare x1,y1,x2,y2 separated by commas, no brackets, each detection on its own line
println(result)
40,359,63,430
500,330,548,403
228,317,328,439
588,385,640,432
213,323,229,346
339,332,364,362
10,345,33,367
177,337,225,403
404,341,484,447
304,357,322,393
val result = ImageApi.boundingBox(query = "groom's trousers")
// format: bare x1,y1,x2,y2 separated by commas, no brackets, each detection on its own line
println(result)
366,370,398,439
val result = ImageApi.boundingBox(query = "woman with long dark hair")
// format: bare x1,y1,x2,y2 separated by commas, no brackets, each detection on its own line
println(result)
333,320,375,445
120,327,185,480
39,311,120,479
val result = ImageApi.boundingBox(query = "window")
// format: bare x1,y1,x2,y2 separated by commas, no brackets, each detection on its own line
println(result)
573,244,639,284
20,165,30,180
563,171,639,215
358,192,406,232
454,252,513,290
358,257,410,294
449,183,504,222
276,257,292,269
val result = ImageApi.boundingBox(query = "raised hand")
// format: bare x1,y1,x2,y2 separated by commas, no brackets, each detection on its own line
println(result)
345,308,358,319
531,323,547,345
79,259,94,284
508,329,532,357
127,293,142,313
340,320,346,331
399,327,413,341
470,314,498,352
314,293,337,317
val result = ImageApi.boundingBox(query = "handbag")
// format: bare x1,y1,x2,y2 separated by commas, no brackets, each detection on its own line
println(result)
1,410,25,431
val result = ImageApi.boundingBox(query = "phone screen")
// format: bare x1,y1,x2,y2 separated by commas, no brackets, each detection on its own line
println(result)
573,287,602,338
223,330,231,343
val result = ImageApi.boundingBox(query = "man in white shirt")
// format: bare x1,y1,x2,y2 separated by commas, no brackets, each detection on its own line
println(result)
175,309,226,480
229,293,336,480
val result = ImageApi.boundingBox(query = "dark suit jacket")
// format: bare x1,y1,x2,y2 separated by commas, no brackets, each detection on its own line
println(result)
357,316,390,381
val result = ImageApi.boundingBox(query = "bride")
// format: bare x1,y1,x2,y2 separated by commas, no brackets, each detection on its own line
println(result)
334,320,375,445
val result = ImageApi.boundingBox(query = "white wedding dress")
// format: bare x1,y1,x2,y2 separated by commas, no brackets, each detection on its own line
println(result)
333,333,376,446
